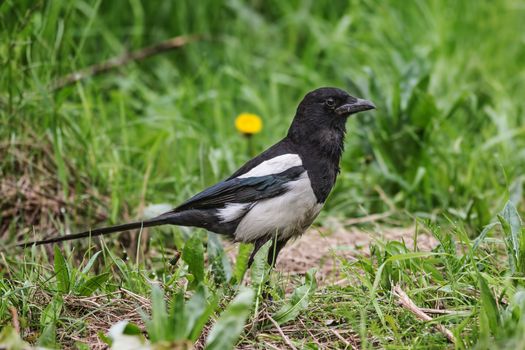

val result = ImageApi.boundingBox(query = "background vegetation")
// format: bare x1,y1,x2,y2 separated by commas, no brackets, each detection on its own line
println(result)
1,0,524,349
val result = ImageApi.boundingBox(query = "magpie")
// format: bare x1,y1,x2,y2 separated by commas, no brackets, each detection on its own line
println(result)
17,87,375,267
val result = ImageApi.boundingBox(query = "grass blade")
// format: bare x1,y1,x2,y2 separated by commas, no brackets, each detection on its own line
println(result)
272,268,317,325
81,250,103,275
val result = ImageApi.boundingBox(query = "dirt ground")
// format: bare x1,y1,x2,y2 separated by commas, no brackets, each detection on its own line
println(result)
225,219,439,284
275,220,438,283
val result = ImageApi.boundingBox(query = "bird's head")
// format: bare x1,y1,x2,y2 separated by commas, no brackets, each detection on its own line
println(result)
297,87,375,121
288,87,375,151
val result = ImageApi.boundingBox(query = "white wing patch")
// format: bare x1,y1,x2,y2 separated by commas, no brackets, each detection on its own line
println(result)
238,154,302,178
218,154,303,226
233,171,323,242
217,203,250,223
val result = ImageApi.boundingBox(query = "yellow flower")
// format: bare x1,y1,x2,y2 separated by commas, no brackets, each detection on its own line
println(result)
235,113,262,135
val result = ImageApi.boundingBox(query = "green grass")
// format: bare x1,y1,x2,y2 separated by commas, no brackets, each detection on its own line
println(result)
1,0,525,348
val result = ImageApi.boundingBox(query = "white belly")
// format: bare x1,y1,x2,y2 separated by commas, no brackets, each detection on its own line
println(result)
233,172,323,242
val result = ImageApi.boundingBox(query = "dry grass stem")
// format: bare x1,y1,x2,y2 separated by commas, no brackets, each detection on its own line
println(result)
267,314,298,350
51,35,201,90
393,284,456,343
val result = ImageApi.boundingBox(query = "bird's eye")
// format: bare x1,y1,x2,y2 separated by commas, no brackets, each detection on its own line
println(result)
325,98,336,108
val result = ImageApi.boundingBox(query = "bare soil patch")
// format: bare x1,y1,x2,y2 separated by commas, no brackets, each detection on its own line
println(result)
275,219,438,283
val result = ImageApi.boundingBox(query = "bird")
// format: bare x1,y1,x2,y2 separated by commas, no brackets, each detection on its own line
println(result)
17,87,375,267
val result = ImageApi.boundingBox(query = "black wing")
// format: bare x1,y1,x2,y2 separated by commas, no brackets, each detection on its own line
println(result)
174,165,305,212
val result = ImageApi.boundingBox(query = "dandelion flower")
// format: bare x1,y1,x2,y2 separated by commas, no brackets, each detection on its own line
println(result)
235,113,262,135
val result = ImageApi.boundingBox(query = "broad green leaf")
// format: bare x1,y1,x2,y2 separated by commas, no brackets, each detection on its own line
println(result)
189,292,218,342
38,324,57,349
234,243,252,284
183,286,210,340
182,234,205,286
54,245,70,293
205,288,254,350
169,291,186,341
77,272,110,296
146,285,169,342
207,232,232,283
477,272,500,337
40,295,64,324
122,322,142,336
250,240,273,295
273,268,317,325
250,240,273,318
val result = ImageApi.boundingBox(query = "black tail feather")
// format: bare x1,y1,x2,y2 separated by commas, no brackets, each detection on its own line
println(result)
16,216,170,248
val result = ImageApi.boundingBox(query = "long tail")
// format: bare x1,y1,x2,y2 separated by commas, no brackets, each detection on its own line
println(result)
16,215,171,248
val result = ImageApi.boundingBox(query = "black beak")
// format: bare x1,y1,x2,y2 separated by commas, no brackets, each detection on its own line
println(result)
335,98,376,116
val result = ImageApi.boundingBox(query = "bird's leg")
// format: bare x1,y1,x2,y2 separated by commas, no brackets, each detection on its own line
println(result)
247,236,272,268
267,239,288,267
247,236,288,268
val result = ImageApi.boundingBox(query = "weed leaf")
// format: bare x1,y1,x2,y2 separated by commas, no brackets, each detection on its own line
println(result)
182,234,205,286
188,287,218,341
54,245,70,293
205,288,254,350
234,243,252,284
146,284,169,342
477,272,501,337
77,272,110,296
208,232,232,283
250,240,272,295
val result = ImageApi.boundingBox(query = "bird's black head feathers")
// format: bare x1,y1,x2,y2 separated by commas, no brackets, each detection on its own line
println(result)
296,87,375,121
287,87,374,160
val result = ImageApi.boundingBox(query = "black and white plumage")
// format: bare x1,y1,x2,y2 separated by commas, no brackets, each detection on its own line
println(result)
18,87,375,266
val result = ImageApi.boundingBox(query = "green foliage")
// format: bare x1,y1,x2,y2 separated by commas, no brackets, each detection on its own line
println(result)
233,243,252,284
272,268,317,325
143,284,217,344
205,288,254,350
498,202,525,275
477,272,501,338
77,272,111,297
207,232,233,284
38,295,63,347
182,233,206,288
138,284,252,349
250,240,272,297
53,246,70,294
